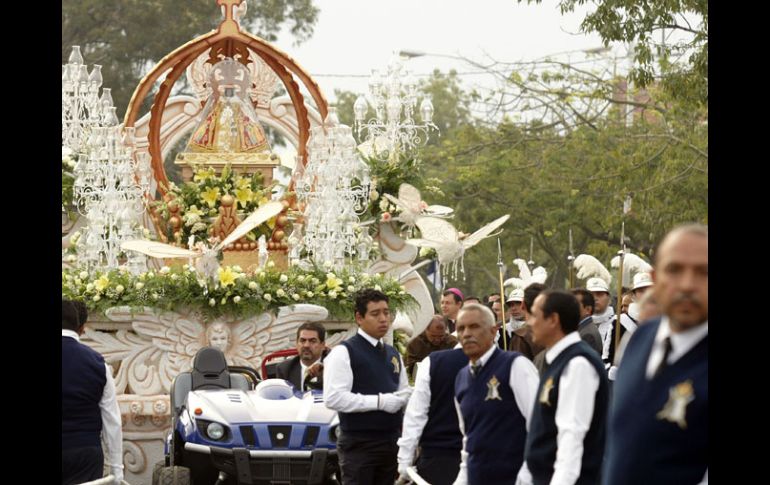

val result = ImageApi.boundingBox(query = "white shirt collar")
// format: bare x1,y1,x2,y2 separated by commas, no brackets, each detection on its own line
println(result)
357,327,382,347
545,331,582,364
655,316,708,362
300,358,322,372
62,329,80,341
473,343,498,367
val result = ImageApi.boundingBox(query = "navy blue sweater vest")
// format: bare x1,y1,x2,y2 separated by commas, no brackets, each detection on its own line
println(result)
339,334,403,437
526,340,608,485
62,336,107,449
419,348,467,456
455,348,526,484
603,319,708,485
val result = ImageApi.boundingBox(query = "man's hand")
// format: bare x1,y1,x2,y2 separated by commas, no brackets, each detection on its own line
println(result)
394,387,413,401
110,465,124,484
378,393,407,413
306,362,323,378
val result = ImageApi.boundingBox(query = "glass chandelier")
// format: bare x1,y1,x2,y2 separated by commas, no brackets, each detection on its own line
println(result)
293,108,373,268
69,113,153,273
353,53,437,160
62,46,117,153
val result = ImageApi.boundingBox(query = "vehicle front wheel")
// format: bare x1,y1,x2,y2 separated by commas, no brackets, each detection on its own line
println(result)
158,465,191,485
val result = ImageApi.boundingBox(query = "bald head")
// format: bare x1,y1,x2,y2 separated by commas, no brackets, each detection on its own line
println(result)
653,224,708,331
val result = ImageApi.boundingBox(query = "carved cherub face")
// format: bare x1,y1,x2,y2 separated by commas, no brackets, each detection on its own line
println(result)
206,322,232,352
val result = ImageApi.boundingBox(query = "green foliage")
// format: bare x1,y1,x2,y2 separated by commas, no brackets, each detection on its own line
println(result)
420,90,707,296
62,0,320,115
519,0,708,106
364,153,424,221
62,263,417,322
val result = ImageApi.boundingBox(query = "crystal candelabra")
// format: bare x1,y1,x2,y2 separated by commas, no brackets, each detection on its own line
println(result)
72,125,153,273
293,108,373,268
353,54,437,160
62,45,118,153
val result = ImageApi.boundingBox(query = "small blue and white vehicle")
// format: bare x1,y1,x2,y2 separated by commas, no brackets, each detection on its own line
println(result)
154,347,340,485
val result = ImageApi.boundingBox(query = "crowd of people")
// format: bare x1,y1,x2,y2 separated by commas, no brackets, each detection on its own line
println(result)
63,224,708,485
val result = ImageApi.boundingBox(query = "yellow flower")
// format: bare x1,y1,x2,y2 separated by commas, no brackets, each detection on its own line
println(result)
186,205,204,217
235,177,251,190
193,167,216,182
94,275,110,292
326,276,343,291
201,187,220,207
235,187,253,208
218,267,237,287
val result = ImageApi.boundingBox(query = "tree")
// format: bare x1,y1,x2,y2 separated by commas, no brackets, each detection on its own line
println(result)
418,92,707,297
519,0,708,106
62,0,319,116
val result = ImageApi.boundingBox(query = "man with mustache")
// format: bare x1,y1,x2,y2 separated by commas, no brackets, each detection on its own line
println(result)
603,224,708,485
452,303,540,485
276,322,328,391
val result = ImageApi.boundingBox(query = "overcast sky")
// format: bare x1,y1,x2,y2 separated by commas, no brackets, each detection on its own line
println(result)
268,0,611,169
273,0,608,101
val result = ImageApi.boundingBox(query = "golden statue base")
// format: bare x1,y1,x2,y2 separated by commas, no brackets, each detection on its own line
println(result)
175,151,281,185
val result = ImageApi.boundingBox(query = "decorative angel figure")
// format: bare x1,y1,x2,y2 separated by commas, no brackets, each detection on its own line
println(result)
84,303,330,396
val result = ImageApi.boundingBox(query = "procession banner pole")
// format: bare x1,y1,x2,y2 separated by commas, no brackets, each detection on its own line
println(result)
497,237,508,350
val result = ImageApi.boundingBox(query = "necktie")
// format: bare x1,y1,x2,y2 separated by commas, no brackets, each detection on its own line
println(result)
376,341,386,357
471,362,481,378
654,337,673,377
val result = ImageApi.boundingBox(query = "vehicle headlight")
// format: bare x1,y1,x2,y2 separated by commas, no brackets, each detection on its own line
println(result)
207,422,225,441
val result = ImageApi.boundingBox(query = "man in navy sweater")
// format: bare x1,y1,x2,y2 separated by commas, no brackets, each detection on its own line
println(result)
523,290,609,485
62,299,123,485
397,345,468,484
453,303,540,485
324,289,412,485
603,224,708,484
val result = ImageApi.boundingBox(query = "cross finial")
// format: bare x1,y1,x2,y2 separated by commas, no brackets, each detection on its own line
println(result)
218,0,244,22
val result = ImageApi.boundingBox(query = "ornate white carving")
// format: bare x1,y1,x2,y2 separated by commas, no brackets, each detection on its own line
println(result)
186,55,213,102
85,304,330,396
185,48,278,108
122,440,146,474
248,55,279,107
369,222,435,337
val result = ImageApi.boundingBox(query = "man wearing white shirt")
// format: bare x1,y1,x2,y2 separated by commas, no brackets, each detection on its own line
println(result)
523,291,609,485
397,345,467,485
276,322,328,391
452,303,540,485
324,289,412,485
62,300,124,485
604,225,708,485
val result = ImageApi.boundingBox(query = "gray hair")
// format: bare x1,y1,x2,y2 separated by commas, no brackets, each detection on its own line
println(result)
457,303,496,328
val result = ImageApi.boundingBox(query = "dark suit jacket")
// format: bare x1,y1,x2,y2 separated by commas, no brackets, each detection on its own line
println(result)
578,316,603,356
275,350,328,391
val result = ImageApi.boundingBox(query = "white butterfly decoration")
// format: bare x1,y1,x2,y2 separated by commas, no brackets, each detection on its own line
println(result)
122,201,284,281
383,183,453,230
406,214,510,282
504,258,548,288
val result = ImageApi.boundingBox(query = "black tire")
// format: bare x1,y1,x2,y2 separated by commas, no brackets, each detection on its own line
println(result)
158,466,191,485
152,460,166,485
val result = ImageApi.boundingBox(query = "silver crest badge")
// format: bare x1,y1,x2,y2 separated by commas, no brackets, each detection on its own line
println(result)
391,356,400,374
485,375,502,401
539,377,554,406
656,380,695,429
